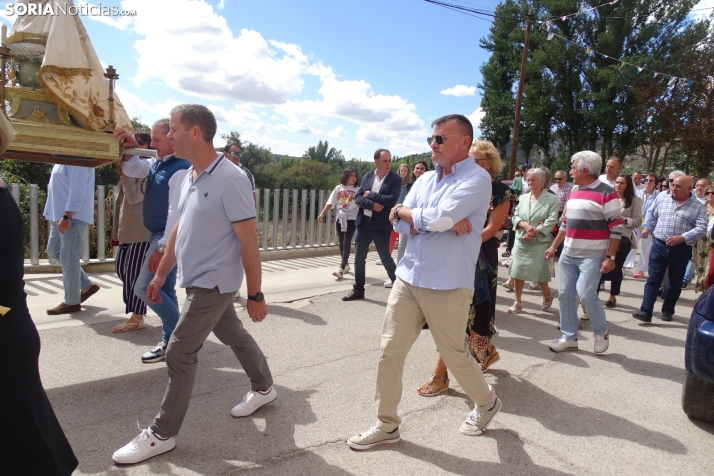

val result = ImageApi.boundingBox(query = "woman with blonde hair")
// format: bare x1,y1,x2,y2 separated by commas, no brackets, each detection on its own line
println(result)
417,141,514,395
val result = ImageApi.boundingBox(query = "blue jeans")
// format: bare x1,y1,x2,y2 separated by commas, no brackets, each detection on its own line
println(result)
134,233,180,344
683,251,695,284
558,254,608,339
47,220,93,305
640,239,692,316
353,219,397,292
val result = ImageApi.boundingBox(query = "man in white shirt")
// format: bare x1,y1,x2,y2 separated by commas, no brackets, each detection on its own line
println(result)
632,171,645,192
695,178,710,204
598,157,621,187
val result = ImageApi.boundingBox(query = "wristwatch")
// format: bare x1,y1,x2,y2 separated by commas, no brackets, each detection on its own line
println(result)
606,255,616,261
248,292,264,302
62,214,71,221
157,244,166,254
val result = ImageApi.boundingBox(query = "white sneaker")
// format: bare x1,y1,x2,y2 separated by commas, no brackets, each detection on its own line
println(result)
549,337,578,353
231,387,278,417
384,280,393,288
112,425,176,464
375,259,382,266
343,264,351,274
332,267,344,279
594,333,609,353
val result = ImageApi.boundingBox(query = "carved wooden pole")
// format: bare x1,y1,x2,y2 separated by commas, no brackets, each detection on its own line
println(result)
0,25,12,116
104,65,119,130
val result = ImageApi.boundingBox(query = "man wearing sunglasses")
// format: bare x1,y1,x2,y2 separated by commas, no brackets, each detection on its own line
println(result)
224,143,255,192
342,148,402,301
348,114,501,450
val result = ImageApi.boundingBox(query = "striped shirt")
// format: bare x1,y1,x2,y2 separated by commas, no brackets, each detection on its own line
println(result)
549,182,574,212
649,194,706,246
560,180,623,258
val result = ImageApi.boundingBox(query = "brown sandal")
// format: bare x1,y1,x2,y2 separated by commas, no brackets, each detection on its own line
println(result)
479,342,501,372
416,373,450,397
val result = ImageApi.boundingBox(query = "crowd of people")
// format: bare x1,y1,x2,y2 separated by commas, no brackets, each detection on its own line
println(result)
4,106,714,471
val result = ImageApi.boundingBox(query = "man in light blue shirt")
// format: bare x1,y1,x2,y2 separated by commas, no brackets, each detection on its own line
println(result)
43,164,100,314
348,114,501,451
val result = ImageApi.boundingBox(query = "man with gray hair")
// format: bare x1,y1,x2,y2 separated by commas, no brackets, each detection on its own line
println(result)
634,175,707,322
598,156,621,187
545,151,623,353
114,119,190,363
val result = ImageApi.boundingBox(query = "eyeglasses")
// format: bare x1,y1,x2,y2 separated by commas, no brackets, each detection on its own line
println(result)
555,177,565,181
473,157,487,163
706,192,714,196
229,151,243,158
427,134,462,145
645,179,655,182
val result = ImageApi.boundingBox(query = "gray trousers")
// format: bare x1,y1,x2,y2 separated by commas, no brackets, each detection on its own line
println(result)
151,286,273,437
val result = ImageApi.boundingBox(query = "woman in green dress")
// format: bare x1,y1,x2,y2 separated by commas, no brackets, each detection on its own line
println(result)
507,168,558,313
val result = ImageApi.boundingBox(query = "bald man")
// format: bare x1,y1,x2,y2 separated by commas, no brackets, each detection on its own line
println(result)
633,176,707,322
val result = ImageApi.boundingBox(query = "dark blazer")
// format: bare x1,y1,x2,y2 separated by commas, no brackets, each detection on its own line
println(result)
354,170,402,231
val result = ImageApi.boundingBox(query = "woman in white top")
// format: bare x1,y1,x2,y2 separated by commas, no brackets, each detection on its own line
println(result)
319,168,360,278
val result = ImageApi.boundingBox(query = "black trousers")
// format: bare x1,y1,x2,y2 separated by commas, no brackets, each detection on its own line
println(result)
353,219,397,291
335,220,356,269
469,237,499,338
600,237,631,296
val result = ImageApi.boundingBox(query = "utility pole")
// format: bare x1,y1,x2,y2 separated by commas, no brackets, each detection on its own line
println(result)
509,9,533,179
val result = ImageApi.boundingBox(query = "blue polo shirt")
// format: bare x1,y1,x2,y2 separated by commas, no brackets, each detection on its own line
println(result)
175,154,256,293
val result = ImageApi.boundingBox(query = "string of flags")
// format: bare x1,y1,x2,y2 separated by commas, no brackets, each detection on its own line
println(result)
539,0,620,24
537,23,713,91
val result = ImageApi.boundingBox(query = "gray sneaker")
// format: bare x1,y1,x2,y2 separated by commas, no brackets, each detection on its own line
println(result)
142,341,167,363
347,426,400,450
549,337,578,353
460,398,502,436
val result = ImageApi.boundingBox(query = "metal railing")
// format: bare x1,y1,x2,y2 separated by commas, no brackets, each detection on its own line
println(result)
11,183,339,267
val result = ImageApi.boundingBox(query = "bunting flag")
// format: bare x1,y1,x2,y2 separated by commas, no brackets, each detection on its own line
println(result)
536,23,711,91
543,0,621,23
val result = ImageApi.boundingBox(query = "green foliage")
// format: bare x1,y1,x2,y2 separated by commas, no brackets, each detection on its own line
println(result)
0,159,52,190
220,130,242,148
302,140,345,163
277,160,334,191
130,116,150,132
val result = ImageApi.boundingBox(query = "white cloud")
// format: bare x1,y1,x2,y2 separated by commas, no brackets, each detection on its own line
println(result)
88,0,309,105
692,0,714,20
217,0,225,10
440,85,476,97
326,125,348,139
468,107,485,130
389,137,430,155
115,85,153,115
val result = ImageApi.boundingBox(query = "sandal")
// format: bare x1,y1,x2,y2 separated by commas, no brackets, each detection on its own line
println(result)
416,373,450,397
605,298,616,308
542,293,554,311
507,301,522,314
112,316,146,333
479,342,501,372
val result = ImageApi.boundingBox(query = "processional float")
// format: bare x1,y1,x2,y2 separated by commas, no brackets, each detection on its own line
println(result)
1,0,152,167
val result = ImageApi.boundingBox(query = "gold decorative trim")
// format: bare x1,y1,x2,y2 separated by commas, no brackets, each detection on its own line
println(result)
6,32,48,45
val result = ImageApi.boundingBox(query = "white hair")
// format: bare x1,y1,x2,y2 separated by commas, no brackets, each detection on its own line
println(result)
526,168,547,187
571,151,602,178
669,170,685,179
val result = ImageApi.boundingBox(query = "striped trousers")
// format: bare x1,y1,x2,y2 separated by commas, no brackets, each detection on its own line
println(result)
115,242,151,315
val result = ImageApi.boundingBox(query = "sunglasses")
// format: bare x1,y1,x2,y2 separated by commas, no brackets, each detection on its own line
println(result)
427,134,462,145
228,151,243,158
706,192,714,196
645,179,656,182
555,177,565,181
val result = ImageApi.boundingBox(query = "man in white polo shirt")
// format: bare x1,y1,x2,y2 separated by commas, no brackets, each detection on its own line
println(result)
113,105,274,464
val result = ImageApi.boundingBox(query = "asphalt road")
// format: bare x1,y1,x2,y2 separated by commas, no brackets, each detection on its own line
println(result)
27,250,714,475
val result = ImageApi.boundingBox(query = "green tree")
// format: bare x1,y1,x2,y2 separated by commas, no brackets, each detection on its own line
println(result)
302,140,345,163
220,130,242,148
130,116,150,132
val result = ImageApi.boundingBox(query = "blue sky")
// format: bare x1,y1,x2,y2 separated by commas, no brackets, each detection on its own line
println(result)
1,0,711,159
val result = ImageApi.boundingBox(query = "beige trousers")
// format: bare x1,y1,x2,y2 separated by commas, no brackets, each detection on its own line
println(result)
375,278,496,431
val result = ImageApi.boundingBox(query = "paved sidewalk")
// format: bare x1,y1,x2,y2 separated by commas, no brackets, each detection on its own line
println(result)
28,252,714,475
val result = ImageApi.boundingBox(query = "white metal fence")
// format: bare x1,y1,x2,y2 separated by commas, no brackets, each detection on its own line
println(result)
10,183,339,267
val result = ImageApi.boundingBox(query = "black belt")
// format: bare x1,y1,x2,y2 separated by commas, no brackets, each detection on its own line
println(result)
654,237,689,247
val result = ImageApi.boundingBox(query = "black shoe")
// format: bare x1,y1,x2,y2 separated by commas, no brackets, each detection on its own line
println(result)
501,250,511,257
660,312,673,322
632,312,652,323
342,290,365,301
681,282,689,290
605,299,616,308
